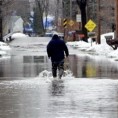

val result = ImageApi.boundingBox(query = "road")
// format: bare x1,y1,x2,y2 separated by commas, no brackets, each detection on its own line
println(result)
0,37,118,118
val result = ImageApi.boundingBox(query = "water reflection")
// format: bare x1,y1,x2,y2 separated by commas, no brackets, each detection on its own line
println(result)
23,56,50,77
50,80,65,96
68,55,118,79
0,56,51,79
23,56,45,63
1,55,118,79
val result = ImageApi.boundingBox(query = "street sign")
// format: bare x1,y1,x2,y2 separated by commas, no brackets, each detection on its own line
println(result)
76,14,81,22
63,19,67,28
88,32,96,37
85,19,96,32
68,20,74,26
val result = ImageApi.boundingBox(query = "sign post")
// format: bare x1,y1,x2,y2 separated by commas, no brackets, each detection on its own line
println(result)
85,19,96,46
63,19,67,42
63,19,67,28
76,14,81,22
0,0,3,42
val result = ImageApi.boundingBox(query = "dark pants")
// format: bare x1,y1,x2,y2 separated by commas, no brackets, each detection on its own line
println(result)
52,60,64,78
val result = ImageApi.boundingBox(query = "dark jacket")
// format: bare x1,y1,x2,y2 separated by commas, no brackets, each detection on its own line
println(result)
47,34,69,62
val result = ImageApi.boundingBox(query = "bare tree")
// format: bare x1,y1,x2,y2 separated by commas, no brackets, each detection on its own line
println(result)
0,0,16,41
1,0,31,40
42,0,49,31
33,0,49,35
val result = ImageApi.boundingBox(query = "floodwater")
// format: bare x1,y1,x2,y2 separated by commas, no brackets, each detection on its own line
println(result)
0,55,118,118
1,54,118,79
0,37,118,118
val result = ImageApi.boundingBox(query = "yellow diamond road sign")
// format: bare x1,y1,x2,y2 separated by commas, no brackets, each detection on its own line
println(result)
85,19,96,32
68,20,74,26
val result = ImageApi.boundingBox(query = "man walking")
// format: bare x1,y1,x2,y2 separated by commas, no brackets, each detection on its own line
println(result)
47,34,69,79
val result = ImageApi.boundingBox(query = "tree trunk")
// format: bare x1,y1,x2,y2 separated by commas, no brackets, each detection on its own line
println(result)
116,0,118,39
76,0,88,42
34,0,45,36
80,6,87,42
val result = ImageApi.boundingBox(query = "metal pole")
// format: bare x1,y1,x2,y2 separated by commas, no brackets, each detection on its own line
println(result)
0,0,3,42
62,1,64,19
56,0,59,30
70,0,72,19
97,0,101,44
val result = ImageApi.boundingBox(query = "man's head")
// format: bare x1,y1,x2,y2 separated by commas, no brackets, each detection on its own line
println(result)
52,34,59,40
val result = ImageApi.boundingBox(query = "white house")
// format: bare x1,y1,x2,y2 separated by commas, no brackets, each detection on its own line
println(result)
10,16,24,33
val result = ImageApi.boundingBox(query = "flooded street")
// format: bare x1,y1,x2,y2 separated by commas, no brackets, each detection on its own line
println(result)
0,77,118,118
1,54,118,79
0,37,118,118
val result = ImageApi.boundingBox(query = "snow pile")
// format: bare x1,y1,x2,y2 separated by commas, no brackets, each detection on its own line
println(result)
107,49,118,58
0,41,11,51
11,32,29,39
86,44,113,56
67,32,118,59
0,50,7,56
0,41,11,56
67,41,92,50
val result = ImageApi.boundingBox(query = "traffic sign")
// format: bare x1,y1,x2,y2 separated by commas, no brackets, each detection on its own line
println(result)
63,19,67,28
85,19,96,32
68,20,74,26
76,14,81,22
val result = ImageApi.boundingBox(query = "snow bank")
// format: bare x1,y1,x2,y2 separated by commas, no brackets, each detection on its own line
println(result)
11,32,29,39
86,44,113,56
107,49,118,58
101,32,114,44
67,32,118,59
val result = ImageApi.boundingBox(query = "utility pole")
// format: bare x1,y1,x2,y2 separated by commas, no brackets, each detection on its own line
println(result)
70,0,72,19
55,0,59,31
116,0,118,38
0,0,3,42
97,0,101,44
62,0,65,19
